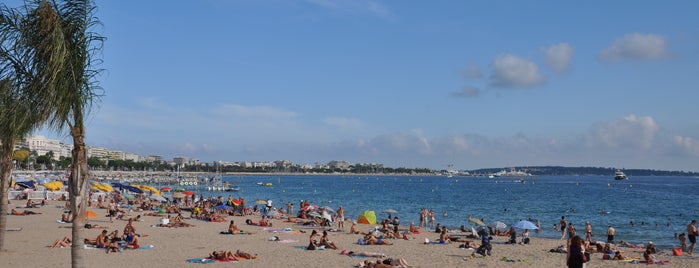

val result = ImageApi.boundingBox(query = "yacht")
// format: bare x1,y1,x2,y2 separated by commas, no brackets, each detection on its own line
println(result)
614,170,627,180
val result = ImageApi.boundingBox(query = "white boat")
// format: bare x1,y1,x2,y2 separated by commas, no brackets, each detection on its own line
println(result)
614,170,627,180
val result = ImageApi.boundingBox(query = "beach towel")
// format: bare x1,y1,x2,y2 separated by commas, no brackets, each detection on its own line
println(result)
277,239,298,243
5,227,22,231
56,220,71,224
186,258,216,264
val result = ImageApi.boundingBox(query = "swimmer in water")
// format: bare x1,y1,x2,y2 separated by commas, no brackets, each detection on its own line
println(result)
442,211,448,217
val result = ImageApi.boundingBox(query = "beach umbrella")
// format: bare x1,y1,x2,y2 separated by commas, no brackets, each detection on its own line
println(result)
123,185,143,194
121,193,134,200
321,206,335,214
512,220,538,230
214,205,234,210
174,188,185,192
86,211,98,219
160,187,172,192
468,215,486,226
255,199,267,205
302,205,318,211
357,210,377,224
149,195,167,202
382,209,399,214
267,211,280,217
16,181,35,189
308,212,322,218
488,221,507,230
231,199,242,206
183,191,194,196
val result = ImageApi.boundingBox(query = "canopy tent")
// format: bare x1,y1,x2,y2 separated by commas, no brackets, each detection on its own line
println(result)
357,210,377,224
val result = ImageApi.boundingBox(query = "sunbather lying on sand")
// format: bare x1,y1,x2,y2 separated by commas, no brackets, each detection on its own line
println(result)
11,209,41,215
50,236,72,248
340,250,386,258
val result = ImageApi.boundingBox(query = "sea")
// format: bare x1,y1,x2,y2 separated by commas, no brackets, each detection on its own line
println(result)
169,175,699,249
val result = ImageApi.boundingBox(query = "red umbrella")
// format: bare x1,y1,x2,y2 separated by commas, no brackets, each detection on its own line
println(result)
232,199,242,205
183,191,194,196
302,205,318,211
160,187,172,192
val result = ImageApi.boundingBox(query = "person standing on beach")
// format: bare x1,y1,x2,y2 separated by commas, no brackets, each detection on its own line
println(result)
607,225,616,244
585,221,593,243
337,206,345,230
560,216,567,240
688,220,697,255
419,208,426,228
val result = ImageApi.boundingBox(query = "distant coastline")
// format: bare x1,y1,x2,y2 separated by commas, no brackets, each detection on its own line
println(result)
12,165,699,178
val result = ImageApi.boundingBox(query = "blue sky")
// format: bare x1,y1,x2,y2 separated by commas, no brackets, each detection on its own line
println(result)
25,0,699,171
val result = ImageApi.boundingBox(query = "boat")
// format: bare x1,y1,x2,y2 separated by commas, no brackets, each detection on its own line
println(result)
614,170,627,180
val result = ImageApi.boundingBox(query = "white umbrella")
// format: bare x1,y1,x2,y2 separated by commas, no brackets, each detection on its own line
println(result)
512,220,538,230
382,209,399,214
488,221,507,229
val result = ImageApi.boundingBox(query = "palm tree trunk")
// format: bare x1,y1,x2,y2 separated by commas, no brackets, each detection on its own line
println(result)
69,123,90,268
0,141,14,251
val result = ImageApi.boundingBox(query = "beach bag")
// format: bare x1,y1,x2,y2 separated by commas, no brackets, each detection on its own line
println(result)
673,248,683,256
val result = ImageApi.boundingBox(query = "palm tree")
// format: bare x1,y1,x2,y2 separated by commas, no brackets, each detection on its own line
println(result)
0,2,48,251
17,1,104,266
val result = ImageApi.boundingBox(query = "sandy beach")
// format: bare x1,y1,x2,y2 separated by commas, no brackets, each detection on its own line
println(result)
2,200,698,268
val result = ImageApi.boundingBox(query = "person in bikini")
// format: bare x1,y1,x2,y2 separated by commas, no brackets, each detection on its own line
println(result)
50,236,72,248
320,230,338,249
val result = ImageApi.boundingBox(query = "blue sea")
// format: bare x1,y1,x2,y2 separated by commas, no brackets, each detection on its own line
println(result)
175,175,699,249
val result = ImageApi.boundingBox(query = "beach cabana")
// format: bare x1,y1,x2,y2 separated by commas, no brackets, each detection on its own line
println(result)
357,210,377,224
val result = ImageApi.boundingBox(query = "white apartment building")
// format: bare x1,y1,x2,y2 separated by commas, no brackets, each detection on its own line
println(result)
25,135,63,160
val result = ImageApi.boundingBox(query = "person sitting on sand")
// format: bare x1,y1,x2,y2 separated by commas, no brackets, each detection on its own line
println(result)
84,230,109,248
50,236,72,248
320,231,338,249
106,230,121,254
409,221,419,234
340,250,386,258
124,229,140,249
307,230,320,250
61,212,73,223
11,209,40,215
643,247,659,264
350,221,360,234
439,229,450,243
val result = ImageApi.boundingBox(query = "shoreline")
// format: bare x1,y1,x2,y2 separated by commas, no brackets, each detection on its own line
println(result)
2,200,697,267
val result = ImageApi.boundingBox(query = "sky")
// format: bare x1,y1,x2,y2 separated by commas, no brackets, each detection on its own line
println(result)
19,0,699,171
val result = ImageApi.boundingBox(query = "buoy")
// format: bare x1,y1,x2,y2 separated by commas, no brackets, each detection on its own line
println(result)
282,189,285,193
432,189,435,192
352,189,355,192
608,183,611,187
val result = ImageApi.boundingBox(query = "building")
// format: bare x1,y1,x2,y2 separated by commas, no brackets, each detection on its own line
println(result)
24,135,63,160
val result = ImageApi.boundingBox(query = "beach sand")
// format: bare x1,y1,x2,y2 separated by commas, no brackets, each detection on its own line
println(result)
2,201,697,267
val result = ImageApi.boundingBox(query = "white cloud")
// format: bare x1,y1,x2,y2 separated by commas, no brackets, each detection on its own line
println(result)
599,33,668,62
490,54,546,88
544,43,574,74
586,114,659,149
672,136,699,155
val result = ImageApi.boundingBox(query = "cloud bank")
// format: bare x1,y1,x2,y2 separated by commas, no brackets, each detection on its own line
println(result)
599,33,668,62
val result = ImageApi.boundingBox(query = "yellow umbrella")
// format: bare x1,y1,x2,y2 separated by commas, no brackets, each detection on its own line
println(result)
468,215,485,226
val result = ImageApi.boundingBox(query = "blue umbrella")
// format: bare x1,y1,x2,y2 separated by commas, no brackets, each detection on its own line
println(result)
512,220,538,230
214,205,233,210
16,181,36,189
123,185,143,194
